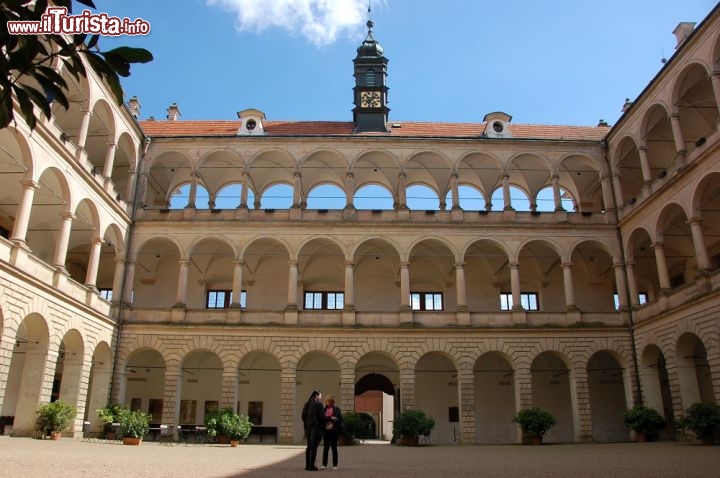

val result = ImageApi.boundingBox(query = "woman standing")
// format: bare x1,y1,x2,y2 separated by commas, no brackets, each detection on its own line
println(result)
321,395,342,470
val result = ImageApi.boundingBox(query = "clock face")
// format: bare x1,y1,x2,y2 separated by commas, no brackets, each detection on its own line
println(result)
361,91,381,108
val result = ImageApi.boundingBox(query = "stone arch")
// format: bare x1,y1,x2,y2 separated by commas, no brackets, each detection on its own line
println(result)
530,350,574,443
353,237,402,312
474,351,517,443
586,350,629,442
675,332,715,407
242,236,292,311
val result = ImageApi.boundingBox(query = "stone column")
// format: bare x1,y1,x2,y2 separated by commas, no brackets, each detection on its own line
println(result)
175,259,189,307
455,262,467,309
110,255,125,305
400,262,410,308
339,370,355,415
75,108,92,152
688,217,711,272
510,262,521,310
240,172,249,208
669,113,687,159
711,71,720,122
652,243,672,292
292,172,303,209
287,261,299,309
84,236,103,289
502,175,512,210
230,261,244,308
397,173,407,210
221,366,237,410
53,212,75,271
121,260,135,305
345,172,355,209
625,262,639,308
637,146,652,186
562,262,575,309
101,142,117,179
600,175,615,212
399,366,415,410
344,261,354,309
612,174,624,208
186,172,198,208
552,176,564,211
614,263,629,309
451,173,460,210
10,179,38,246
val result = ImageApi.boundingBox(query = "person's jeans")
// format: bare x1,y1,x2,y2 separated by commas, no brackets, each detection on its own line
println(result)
322,428,339,467
305,427,323,469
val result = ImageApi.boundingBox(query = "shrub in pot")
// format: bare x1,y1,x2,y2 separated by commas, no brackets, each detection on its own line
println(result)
339,411,362,445
392,409,435,446
219,412,252,447
118,408,150,445
512,406,557,444
622,405,665,442
205,408,237,443
36,400,77,439
96,403,124,439
676,402,720,445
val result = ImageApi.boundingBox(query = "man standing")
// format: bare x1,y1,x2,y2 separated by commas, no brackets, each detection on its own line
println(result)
302,390,324,471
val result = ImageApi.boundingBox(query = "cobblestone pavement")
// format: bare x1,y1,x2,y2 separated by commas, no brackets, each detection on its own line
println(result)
1,436,719,478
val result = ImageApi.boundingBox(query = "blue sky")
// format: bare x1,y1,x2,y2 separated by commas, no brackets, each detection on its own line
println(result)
97,0,717,126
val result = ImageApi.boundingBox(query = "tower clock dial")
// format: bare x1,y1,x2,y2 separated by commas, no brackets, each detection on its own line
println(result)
361,91,382,108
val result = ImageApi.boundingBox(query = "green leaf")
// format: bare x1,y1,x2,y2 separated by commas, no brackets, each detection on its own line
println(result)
22,84,53,120
101,47,154,64
87,34,100,50
15,87,37,131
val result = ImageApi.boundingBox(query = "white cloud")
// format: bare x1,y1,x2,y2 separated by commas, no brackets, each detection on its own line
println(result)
207,0,379,46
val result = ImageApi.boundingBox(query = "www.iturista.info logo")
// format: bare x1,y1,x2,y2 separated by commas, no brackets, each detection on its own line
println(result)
7,7,150,36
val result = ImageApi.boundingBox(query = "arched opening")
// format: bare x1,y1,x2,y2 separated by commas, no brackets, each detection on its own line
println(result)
169,183,210,209
415,352,458,444
306,183,346,210
406,184,439,210
132,238,181,308
296,352,340,442
474,352,516,443
122,349,166,424
535,186,575,212
260,183,293,209
354,184,394,210
52,330,85,415
587,351,628,442
237,352,281,434
355,352,399,440
676,333,715,407
243,238,290,310
639,345,673,438
1,314,50,435
178,350,223,426
85,342,113,433
353,239,400,312
491,185,531,211
530,351,574,443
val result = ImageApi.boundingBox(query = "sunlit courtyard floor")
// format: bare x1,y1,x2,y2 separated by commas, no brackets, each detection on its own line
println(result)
2,436,719,478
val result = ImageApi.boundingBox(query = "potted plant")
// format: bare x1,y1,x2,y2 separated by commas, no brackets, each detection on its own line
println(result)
676,402,720,445
36,400,77,440
512,406,557,445
392,409,435,446
205,407,236,443
339,411,362,445
622,405,665,442
219,411,252,447
96,403,124,440
118,408,150,445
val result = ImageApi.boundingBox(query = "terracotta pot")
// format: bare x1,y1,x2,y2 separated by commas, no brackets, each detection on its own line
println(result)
530,436,543,446
50,431,62,440
635,432,647,442
122,436,142,446
229,440,239,447
217,434,230,444
399,436,419,446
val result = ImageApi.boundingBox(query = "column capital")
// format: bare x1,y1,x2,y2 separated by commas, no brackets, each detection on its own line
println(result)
20,179,40,190
60,211,76,221
344,260,354,268
455,262,465,269
288,260,299,267
687,216,703,226
400,261,410,269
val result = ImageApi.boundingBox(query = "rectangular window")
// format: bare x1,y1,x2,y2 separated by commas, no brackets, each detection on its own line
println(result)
613,292,648,310
500,292,539,311
303,291,344,310
410,292,443,311
206,290,246,309
98,288,112,301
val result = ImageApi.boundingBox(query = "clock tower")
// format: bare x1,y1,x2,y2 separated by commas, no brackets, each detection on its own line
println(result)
353,19,389,133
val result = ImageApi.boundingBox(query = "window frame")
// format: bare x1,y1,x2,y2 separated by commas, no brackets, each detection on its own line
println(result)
500,292,539,311
206,289,246,309
410,292,444,311
303,291,344,310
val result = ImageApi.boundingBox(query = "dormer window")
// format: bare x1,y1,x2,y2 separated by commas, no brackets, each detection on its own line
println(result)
492,121,504,133
482,111,512,138
236,108,266,136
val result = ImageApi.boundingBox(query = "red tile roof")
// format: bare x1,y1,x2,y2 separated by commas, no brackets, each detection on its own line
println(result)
138,119,609,141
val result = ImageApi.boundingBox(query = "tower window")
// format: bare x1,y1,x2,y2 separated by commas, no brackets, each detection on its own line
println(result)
365,70,376,86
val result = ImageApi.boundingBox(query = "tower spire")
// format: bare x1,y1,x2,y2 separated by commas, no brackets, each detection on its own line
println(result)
352,6,389,133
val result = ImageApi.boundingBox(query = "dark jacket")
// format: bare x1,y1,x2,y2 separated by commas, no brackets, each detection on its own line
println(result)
302,397,324,433
322,405,343,432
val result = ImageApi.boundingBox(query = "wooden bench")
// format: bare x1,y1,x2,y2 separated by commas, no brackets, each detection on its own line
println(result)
247,426,278,443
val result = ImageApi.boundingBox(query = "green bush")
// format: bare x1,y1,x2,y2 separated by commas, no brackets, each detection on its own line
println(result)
97,404,124,427
204,408,236,438
512,406,557,438
341,411,362,438
219,412,252,441
677,402,720,444
36,400,77,433
118,408,150,438
622,405,665,438
392,409,435,439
